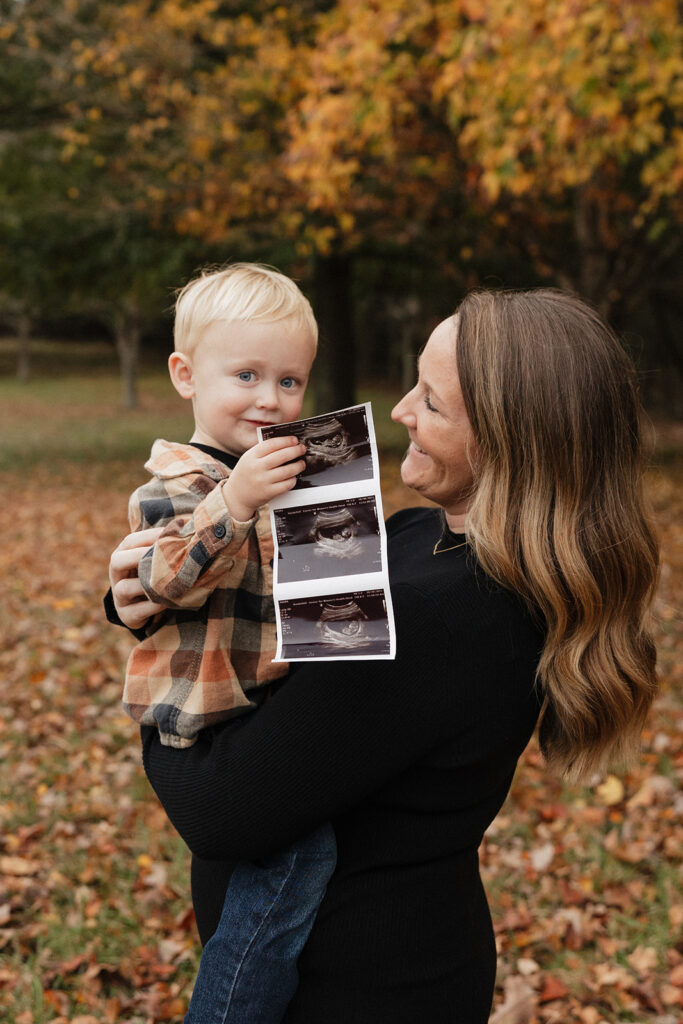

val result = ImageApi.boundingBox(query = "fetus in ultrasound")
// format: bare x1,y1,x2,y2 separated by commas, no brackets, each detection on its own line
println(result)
316,599,371,650
310,507,361,561
299,416,358,475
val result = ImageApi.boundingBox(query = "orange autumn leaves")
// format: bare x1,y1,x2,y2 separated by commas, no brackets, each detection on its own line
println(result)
26,0,680,257
0,449,681,1020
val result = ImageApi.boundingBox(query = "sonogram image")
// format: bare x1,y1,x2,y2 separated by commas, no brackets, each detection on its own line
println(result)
273,496,381,584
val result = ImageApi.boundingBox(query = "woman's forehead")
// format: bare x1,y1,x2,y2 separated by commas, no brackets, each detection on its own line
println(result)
419,319,458,391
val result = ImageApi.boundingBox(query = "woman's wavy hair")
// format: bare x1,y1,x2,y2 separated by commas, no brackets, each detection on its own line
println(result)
455,288,659,783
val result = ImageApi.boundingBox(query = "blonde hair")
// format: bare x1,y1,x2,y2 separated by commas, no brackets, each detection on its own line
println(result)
174,263,318,356
455,288,659,783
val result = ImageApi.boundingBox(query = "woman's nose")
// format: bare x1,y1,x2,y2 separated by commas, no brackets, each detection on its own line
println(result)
391,388,416,425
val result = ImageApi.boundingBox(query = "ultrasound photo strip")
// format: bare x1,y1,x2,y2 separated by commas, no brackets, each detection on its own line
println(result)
259,403,396,661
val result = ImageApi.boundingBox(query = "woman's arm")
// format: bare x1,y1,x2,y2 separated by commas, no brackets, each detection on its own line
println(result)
142,582,456,863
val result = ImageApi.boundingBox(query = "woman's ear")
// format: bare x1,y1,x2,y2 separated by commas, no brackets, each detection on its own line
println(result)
168,352,195,399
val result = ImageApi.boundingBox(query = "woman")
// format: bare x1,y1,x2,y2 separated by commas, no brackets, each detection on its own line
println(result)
110,288,659,1023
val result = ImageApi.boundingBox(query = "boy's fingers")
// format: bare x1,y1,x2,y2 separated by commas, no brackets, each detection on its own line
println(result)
269,459,307,482
261,443,307,469
255,435,303,457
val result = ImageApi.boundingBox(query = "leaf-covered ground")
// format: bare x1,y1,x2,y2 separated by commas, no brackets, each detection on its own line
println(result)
0,442,680,1023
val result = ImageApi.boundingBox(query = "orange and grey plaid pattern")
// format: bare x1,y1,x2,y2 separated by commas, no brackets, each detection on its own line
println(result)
122,440,288,748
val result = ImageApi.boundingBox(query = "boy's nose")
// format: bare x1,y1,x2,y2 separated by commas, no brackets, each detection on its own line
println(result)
255,384,279,409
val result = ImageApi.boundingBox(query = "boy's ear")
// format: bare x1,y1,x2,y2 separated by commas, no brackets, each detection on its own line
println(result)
168,352,195,399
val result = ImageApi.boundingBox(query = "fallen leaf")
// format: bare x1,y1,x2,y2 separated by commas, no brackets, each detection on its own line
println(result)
577,1008,603,1024
529,841,554,872
516,957,540,975
489,975,536,1024
670,904,683,929
627,944,659,973
539,973,570,1002
626,775,676,809
660,983,682,1006
0,856,40,876
592,962,633,988
595,774,624,806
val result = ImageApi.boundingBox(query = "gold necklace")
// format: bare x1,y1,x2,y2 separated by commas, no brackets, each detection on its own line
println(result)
433,535,468,555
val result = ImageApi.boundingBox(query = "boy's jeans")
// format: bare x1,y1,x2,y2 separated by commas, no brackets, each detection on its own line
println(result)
184,823,337,1024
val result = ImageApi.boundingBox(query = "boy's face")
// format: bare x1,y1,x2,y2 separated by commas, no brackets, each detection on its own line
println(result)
183,317,316,457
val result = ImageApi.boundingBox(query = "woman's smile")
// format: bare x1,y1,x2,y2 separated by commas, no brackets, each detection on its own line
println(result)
391,317,476,528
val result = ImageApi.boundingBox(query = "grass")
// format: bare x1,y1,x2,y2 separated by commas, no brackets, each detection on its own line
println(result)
0,344,411,1022
0,370,193,470
0,337,121,378
0,340,680,1022
0,336,408,470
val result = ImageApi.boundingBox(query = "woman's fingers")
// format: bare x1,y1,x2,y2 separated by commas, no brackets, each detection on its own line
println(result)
113,575,147,603
112,576,164,628
116,597,162,630
109,528,163,587
109,546,145,585
109,528,165,628
116,527,165,550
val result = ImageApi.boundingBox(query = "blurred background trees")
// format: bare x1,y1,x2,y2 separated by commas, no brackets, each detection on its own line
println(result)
1,0,681,412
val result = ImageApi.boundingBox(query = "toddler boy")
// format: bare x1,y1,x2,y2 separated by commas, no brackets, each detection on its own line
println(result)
122,263,336,1023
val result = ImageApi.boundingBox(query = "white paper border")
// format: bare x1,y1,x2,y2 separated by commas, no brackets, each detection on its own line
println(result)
259,403,396,661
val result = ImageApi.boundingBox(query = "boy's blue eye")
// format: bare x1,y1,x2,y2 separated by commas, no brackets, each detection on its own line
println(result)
280,377,297,389
237,371,255,383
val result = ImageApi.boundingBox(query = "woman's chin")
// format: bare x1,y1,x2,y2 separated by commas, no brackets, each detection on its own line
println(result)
400,450,426,493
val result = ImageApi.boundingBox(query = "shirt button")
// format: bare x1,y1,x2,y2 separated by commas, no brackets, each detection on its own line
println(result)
214,523,227,538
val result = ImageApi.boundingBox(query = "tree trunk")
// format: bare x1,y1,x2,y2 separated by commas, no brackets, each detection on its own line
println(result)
575,184,611,317
647,286,683,417
312,254,355,413
15,313,31,383
385,295,421,395
113,309,142,410
399,298,421,396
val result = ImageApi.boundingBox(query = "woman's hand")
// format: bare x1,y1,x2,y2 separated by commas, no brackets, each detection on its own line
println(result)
109,527,165,630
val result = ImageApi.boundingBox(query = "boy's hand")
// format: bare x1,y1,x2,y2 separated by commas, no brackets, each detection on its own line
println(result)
222,437,306,522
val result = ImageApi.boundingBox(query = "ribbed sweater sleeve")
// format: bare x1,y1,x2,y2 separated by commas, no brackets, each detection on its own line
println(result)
142,580,455,862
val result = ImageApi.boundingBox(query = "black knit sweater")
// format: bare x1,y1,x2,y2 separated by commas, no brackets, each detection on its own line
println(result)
141,507,544,1023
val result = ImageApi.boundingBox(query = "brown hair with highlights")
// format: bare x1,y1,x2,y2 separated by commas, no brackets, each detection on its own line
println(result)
455,288,659,783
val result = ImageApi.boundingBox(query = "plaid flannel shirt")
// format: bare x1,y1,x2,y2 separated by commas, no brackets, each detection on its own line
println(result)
122,439,288,747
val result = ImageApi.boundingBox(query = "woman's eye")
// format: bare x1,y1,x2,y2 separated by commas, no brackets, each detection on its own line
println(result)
424,393,438,412
237,371,255,383
280,377,297,389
